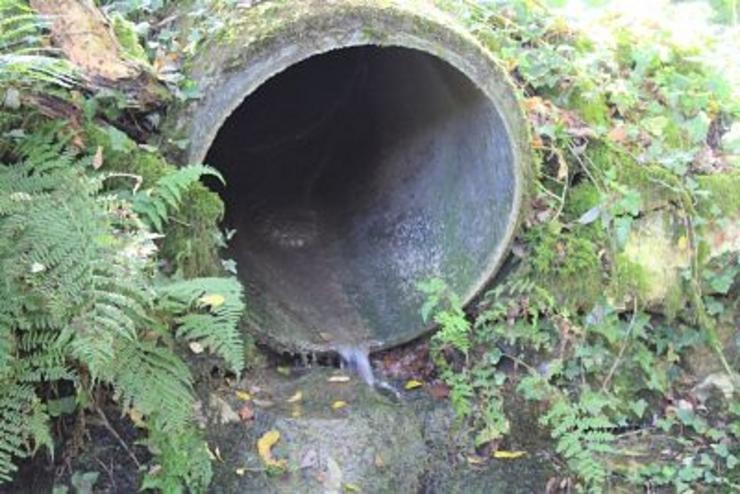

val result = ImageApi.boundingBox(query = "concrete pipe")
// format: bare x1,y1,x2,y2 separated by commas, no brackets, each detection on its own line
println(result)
164,0,532,353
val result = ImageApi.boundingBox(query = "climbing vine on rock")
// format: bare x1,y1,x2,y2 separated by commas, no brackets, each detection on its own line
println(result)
425,0,739,491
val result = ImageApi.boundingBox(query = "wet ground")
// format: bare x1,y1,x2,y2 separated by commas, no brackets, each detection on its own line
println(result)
3,344,559,494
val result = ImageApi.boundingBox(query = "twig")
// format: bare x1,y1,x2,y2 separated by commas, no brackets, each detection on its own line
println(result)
103,172,143,193
600,298,638,393
95,405,141,468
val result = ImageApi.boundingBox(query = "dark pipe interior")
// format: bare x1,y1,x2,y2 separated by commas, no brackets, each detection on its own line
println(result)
206,46,515,351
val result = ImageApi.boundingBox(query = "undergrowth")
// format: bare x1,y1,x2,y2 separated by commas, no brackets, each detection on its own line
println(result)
424,0,739,492
0,1,246,491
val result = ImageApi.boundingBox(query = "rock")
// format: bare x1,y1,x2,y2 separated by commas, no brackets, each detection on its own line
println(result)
621,210,690,307
205,368,426,493
622,207,739,307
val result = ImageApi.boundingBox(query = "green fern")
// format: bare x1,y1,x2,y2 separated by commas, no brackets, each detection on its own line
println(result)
0,0,80,91
0,383,53,483
541,396,615,490
132,164,224,231
0,129,244,490
157,277,246,375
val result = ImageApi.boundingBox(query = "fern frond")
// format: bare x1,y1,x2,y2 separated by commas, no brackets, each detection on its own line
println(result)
157,277,245,374
108,338,194,432
0,382,52,483
132,164,224,232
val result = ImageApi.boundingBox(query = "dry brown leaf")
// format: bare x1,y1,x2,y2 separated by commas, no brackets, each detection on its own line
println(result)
92,146,104,169
607,125,628,144
238,403,254,422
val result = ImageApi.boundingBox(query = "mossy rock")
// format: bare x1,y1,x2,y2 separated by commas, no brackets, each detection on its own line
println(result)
204,368,427,493
86,123,224,276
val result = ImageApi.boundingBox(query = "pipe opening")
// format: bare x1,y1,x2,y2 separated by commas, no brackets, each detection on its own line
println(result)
206,45,515,352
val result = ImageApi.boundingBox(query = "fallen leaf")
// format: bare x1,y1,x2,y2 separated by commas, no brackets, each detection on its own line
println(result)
189,341,204,354
556,154,569,181
374,453,385,469
257,430,286,468
492,450,527,459
331,400,348,410
127,407,146,428
328,375,350,383
30,262,46,274
238,403,254,422
677,235,688,251
92,146,104,169
467,455,487,465
198,293,225,307
427,382,450,400
276,366,291,376
286,391,303,403
252,398,274,408
210,395,240,424
404,379,423,390
319,332,333,341
235,467,246,476
207,444,223,462
235,390,252,401
608,125,628,143
291,405,302,418
343,483,361,492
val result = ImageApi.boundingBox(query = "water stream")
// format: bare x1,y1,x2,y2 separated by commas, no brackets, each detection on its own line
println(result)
337,346,402,400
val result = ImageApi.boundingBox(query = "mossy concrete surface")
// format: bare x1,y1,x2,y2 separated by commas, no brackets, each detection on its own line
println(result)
201,367,555,493
162,0,534,353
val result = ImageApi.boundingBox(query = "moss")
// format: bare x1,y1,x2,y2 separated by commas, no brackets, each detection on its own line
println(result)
528,222,605,310
111,13,149,64
564,182,600,220
610,253,652,306
695,171,740,218
568,87,610,128
85,123,224,276
587,143,683,211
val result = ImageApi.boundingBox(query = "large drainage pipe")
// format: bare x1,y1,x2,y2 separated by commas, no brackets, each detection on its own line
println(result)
164,0,532,353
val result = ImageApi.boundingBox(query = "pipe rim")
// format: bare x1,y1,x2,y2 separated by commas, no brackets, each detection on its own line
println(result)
178,2,532,353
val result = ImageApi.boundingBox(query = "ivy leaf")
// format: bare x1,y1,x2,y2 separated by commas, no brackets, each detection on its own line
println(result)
577,205,602,225
630,398,648,419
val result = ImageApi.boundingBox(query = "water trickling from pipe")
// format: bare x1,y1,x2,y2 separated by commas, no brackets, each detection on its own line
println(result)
338,346,402,400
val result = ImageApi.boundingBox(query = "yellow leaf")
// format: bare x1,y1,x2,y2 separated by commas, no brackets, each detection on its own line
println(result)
188,341,204,354
276,366,291,376
492,450,527,460
199,293,225,308
331,400,348,410
257,430,286,468
404,379,423,390
286,391,303,403
343,483,361,492
328,375,350,383
128,407,146,428
677,235,688,251
235,467,246,476
235,390,252,401
466,455,487,465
